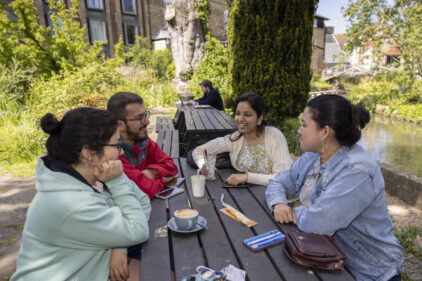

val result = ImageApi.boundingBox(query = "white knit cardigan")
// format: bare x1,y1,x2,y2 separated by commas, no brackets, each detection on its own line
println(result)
192,126,292,186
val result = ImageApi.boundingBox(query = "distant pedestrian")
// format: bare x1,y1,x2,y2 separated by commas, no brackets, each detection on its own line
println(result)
334,79,340,94
189,79,224,110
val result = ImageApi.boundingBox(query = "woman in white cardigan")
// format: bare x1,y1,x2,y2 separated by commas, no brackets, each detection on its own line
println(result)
193,92,292,186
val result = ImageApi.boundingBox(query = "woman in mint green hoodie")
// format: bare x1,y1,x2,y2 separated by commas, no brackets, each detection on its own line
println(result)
11,107,151,281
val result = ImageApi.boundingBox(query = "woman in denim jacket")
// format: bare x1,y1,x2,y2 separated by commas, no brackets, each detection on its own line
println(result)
266,95,403,281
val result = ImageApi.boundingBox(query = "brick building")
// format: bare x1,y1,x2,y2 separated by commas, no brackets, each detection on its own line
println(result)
34,0,152,56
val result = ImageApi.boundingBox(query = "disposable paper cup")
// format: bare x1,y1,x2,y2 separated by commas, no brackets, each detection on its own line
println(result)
191,175,206,197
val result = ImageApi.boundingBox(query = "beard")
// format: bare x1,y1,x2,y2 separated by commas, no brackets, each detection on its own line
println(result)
126,124,148,141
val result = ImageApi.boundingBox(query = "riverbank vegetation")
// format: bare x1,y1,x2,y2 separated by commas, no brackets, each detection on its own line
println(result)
341,0,422,123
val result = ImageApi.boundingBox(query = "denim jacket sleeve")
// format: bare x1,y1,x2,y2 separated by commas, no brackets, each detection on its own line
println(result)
265,157,303,210
294,167,375,236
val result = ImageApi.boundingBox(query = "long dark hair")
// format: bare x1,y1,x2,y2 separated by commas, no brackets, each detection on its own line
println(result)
230,92,267,141
40,107,118,164
307,94,370,146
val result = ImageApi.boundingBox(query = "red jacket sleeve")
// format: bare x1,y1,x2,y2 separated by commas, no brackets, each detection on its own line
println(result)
119,139,178,199
143,140,178,177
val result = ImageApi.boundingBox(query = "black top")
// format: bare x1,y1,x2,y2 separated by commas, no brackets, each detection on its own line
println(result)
195,87,224,110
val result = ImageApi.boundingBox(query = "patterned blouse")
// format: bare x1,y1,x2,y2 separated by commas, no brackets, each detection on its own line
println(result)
236,143,273,174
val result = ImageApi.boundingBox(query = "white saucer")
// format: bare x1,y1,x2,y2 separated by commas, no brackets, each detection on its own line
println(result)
167,216,207,233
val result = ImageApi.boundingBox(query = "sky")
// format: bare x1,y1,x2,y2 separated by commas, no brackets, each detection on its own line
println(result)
316,0,350,34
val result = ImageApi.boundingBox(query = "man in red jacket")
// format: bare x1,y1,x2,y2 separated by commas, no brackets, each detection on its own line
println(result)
107,92,178,199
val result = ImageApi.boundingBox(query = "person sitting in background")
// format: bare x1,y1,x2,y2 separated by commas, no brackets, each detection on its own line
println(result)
11,107,150,281
192,92,292,186
266,94,403,281
107,92,178,199
190,79,224,110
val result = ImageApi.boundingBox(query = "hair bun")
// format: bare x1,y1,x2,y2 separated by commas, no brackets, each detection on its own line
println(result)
352,103,370,130
40,113,61,135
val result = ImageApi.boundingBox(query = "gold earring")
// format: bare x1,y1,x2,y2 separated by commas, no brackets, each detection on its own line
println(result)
320,138,325,154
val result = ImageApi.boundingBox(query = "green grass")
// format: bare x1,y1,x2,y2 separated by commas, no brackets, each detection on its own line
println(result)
393,225,422,260
0,161,36,177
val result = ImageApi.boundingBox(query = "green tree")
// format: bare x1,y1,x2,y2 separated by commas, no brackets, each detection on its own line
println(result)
228,0,317,124
0,0,103,76
343,0,422,76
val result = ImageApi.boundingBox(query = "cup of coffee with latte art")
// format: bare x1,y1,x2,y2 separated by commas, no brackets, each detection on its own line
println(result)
174,209,199,230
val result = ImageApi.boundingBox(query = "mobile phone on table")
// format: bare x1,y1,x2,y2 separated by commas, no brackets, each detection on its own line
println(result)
243,230,285,251
165,177,185,188
155,187,184,199
222,183,249,188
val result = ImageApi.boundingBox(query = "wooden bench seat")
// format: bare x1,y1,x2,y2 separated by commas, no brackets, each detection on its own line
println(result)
155,116,175,132
155,130,179,158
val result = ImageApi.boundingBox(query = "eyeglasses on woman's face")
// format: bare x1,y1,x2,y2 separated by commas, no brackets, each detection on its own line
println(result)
125,110,150,124
102,140,124,153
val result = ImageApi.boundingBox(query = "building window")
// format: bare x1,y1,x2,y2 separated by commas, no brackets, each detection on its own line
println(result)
86,0,104,10
122,0,137,14
89,20,107,43
124,23,138,45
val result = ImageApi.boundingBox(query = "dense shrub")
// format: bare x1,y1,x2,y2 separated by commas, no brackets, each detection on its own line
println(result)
0,61,33,110
114,37,175,82
228,0,317,124
0,112,45,164
347,71,422,122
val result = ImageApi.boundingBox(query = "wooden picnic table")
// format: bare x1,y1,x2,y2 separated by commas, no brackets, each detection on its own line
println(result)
140,158,355,281
175,103,236,156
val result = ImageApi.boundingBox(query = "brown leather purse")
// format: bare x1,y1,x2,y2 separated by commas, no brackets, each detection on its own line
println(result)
283,230,346,270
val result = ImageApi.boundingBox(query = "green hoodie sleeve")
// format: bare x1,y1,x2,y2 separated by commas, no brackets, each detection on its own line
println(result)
57,174,150,250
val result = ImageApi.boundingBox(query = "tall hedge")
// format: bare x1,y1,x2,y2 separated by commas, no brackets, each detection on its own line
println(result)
228,0,317,123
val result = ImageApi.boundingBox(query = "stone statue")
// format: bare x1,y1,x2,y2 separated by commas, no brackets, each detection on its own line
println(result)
165,0,205,93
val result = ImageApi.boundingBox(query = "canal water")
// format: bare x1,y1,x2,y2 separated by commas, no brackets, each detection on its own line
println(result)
358,114,422,178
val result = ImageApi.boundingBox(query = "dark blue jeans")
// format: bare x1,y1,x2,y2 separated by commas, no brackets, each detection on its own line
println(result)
388,273,401,281
127,243,143,260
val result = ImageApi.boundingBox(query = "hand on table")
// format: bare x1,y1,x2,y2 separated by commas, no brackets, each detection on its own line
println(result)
225,173,248,186
141,169,159,179
164,175,178,183
109,249,129,281
273,203,297,224
94,160,123,183
199,164,209,177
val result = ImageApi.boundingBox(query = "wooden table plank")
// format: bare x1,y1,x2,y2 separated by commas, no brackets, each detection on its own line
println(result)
201,109,225,131
156,130,165,150
197,109,219,131
171,130,179,158
211,110,235,131
163,130,172,156
179,159,241,271
217,170,319,281
140,198,172,281
191,110,206,131
218,110,236,128
168,159,205,281
184,111,196,131
204,175,282,281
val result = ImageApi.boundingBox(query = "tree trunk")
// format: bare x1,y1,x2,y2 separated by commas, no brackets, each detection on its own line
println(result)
165,0,205,93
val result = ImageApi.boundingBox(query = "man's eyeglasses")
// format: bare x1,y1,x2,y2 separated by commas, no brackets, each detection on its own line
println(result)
102,140,124,153
126,111,150,124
